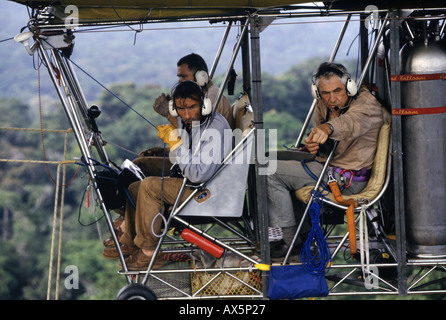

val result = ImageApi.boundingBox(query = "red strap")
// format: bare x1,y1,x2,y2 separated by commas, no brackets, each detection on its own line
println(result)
391,73,445,82
392,106,446,116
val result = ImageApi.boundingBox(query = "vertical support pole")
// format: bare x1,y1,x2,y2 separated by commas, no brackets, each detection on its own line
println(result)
59,52,110,163
240,19,258,239
389,10,408,296
241,19,252,94
249,15,270,297
360,13,370,85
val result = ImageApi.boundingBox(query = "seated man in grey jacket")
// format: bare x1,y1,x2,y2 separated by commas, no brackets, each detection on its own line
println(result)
105,80,232,270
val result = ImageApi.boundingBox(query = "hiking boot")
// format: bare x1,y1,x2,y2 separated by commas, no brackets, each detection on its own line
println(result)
270,239,289,260
103,237,120,248
103,216,124,247
112,215,124,229
119,249,164,271
102,245,138,260
270,239,300,262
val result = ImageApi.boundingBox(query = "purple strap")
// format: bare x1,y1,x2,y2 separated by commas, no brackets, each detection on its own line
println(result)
332,166,370,182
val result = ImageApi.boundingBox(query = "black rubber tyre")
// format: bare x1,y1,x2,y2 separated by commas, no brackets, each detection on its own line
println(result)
116,283,157,300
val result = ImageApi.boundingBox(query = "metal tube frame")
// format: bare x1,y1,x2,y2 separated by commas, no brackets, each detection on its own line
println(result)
209,21,232,79
207,17,249,126
32,7,446,299
389,9,408,296
38,45,132,283
249,14,271,298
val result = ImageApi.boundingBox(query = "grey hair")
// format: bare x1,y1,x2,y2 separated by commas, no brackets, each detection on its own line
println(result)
314,62,349,87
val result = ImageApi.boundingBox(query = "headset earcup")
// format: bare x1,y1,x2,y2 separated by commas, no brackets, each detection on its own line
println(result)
311,83,320,99
201,97,212,116
195,70,209,87
346,78,358,96
168,100,178,117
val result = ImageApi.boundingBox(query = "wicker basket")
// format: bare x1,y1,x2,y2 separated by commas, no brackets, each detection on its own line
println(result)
190,269,262,296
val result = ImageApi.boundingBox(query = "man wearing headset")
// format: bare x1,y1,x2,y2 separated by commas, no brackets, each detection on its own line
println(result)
104,80,232,270
153,53,233,128
129,53,232,181
133,53,233,172
102,54,233,250
267,62,387,260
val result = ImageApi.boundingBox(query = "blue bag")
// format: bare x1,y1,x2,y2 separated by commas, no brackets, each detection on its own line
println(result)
267,265,328,300
267,191,331,300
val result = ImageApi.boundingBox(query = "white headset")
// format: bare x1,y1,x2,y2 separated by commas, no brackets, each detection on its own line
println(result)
311,64,358,99
168,97,212,117
168,81,213,117
194,70,209,87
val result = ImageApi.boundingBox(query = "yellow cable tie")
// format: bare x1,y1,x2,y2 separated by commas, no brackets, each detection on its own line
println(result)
255,263,270,271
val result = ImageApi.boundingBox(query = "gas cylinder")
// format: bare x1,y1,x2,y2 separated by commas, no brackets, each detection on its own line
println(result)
400,35,446,258
181,228,224,258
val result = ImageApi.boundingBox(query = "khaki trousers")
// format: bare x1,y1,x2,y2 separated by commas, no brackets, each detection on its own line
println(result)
120,176,193,250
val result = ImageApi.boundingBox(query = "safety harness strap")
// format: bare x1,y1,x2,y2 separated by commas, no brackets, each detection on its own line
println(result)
328,177,358,257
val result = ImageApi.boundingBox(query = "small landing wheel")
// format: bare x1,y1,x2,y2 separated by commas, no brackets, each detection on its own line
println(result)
116,283,157,300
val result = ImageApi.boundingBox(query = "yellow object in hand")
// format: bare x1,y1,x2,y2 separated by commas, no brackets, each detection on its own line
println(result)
156,124,182,151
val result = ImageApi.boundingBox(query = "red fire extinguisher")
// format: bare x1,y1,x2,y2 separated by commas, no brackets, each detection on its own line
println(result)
181,228,224,258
